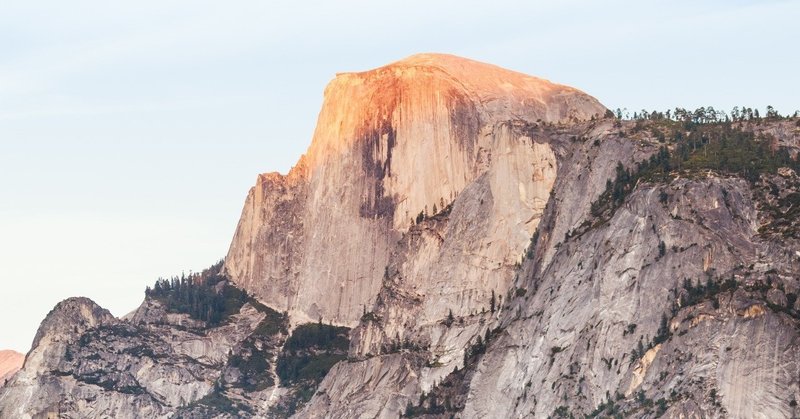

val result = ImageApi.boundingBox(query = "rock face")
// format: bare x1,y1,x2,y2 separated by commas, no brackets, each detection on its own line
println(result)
225,53,607,328
0,350,23,386
3,54,800,419
461,168,800,418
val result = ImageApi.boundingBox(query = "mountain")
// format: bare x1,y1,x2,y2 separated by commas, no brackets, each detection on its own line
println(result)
1,54,799,418
0,350,23,386
225,53,606,328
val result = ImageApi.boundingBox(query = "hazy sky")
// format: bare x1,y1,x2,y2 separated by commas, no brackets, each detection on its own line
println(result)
1,0,798,353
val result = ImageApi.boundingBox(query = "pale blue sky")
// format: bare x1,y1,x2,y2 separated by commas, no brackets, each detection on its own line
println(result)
1,0,798,352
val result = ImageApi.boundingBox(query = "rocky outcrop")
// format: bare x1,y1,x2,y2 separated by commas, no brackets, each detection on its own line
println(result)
0,263,353,419
742,118,800,157
0,293,274,418
0,350,23,387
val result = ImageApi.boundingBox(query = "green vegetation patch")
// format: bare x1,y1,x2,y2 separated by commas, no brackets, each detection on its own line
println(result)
145,260,249,327
228,345,274,392
264,322,350,418
276,322,350,385
590,119,800,224
252,305,289,337
175,389,253,418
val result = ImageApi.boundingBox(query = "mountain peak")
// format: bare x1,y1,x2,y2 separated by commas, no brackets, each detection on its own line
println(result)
350,53,576,95
309,53,606,169
31,297,114,351
383,52,565,88
332,53,605,118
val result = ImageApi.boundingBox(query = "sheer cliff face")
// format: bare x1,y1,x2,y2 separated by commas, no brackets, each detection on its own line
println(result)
225,53,607,327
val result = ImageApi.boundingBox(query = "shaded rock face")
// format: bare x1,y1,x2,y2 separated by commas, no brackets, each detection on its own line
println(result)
460,168,800,418
744,118,800,157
